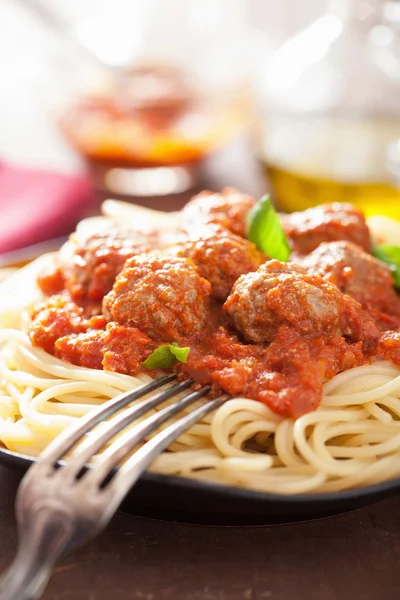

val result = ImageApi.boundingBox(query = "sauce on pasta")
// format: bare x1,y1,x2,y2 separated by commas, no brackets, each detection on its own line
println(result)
27,190,400,420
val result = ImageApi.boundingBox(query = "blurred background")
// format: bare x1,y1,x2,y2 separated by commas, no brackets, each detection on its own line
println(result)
1,0,400,259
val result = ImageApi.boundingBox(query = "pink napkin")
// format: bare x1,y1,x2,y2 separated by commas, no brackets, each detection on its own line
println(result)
0,161,95,254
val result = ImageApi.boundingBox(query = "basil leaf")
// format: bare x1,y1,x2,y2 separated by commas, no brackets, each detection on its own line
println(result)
246,195,290,261
142,343,190,369
169,344,190,362
373,245,400,289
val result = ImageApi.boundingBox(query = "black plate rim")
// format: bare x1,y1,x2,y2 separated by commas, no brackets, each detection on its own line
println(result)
1,445,400,508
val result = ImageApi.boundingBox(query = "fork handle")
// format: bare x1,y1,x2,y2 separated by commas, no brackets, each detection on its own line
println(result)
0,509,73,600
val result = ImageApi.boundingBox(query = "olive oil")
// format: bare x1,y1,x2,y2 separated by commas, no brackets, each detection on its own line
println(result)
260,117,400,219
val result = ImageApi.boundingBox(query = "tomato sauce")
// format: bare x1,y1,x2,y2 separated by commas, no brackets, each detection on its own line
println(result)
28,197,400,419
29,293,382,420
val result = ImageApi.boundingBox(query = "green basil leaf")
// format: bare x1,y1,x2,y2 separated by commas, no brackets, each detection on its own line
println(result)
246,195,290,261
169,344,190,363
373,245,400,289
142,343,190,369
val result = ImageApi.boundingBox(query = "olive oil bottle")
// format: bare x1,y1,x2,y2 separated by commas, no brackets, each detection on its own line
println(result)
258,0,400,219
260,116,400,219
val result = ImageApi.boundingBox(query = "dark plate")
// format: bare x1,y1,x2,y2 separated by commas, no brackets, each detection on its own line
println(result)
1,446,399,526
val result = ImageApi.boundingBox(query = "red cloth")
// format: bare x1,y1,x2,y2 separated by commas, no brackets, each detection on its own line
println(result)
0,161,95,254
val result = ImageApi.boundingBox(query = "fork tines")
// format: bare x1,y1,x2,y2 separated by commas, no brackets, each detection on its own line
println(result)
26,374,227,506
42,373,183,465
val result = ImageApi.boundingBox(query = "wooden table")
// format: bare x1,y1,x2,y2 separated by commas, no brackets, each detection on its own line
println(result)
1,466,400,599
1,142,400,600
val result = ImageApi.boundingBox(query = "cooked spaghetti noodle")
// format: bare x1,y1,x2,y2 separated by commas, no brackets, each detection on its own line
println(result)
1,200,400,494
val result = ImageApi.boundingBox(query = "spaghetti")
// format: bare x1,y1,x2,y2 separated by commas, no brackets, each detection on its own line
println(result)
1,277,400,494
1,200,400,494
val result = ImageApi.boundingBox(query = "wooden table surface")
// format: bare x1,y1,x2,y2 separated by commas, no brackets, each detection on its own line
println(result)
1,466,400,600
1,142,400,600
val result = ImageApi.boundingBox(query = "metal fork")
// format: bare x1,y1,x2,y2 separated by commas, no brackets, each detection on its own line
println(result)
0,374,227,600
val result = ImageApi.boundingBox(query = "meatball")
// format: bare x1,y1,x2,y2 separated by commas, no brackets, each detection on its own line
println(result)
103,255,211,341
281,203,371,255
224,260,345,343
181,188,256,238
170,226,266,300
301,241,400,317
58,227,152,305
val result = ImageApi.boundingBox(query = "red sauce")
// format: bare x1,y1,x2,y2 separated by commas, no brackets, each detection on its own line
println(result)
29,291,387,420
37,267,65,297
29,198,400,419
30,301,372,419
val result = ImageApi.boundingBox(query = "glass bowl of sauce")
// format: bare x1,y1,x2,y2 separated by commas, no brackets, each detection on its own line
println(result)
59,63,251,197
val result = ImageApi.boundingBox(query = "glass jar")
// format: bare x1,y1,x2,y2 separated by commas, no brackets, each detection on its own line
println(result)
23,0,253,198
257,0,400,219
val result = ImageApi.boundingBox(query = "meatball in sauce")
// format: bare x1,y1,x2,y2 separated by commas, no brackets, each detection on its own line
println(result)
224,261,346,342
281,202,372,256
180,188,256,238
38,228,152,311
301,241,400,327
170,226,266,300
103,255,212,342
